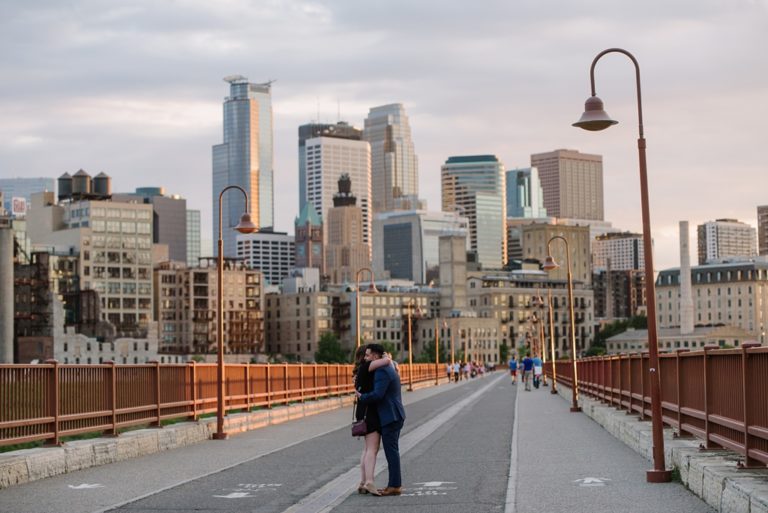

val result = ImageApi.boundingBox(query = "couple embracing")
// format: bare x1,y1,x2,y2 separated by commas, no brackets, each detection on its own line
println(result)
353,343,406,497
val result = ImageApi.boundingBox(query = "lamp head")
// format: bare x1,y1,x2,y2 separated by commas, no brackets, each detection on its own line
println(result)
573,95,618,131
543,255,560,272
365,281,380,294
235,213,257,234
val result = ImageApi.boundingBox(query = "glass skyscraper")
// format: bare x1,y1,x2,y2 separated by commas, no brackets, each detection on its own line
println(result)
506,167,547,218
441,155,506,270
212,76,274,257
363,104,418,214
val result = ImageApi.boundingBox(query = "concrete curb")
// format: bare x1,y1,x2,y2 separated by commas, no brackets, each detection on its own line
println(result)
553,384,768,513
0,394,354,490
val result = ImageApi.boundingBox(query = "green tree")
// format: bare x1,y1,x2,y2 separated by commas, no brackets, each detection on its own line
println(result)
592,315,648,350
380,341,400,361
415,339,448,363
517,344,529,360
499,342,510,363
314,332,348,363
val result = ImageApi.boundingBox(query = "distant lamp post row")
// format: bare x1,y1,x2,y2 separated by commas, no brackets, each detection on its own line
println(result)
355,267,379,349
215,185,257,440
573,47,670,483
542,235,580,413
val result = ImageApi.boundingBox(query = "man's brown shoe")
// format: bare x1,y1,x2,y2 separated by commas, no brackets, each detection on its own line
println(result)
378,486,402,496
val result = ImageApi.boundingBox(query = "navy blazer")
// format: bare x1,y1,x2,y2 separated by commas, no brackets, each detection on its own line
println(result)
357,364,405,427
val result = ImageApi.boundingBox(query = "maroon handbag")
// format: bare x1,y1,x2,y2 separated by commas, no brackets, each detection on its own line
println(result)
351,400,367,437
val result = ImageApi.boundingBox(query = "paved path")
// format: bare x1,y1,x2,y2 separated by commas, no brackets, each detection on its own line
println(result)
0,372,716,512
511,379,714,513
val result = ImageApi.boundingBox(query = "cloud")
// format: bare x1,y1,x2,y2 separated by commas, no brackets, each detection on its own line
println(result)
0,0,766,271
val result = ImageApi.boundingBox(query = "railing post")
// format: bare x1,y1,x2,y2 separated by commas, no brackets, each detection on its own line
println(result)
245,362,251,412
674,350,684,435
151,360,161,428
616,354,623,411
266,362,272,409
44,359,61,446
107,360,117,435
701,345,718,449
299,363,305,403
627,354,633,415
190,361,198,421
284,363,289,403
313,363,318,399
739,342,761,467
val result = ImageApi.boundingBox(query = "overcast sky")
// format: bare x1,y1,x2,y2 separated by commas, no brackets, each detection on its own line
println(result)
1,0,766,271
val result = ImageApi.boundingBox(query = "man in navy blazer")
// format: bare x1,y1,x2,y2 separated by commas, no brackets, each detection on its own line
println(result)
356,343,406,495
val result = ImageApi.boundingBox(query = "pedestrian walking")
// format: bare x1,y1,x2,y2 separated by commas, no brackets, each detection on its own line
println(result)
445,362,452,382
356,343,406,496
522,353,534,391
453,361,460,382
532,354,543,389
508,356,518,385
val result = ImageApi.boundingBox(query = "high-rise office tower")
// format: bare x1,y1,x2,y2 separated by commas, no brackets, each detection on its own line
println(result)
186,210,201,266
506,167,547,219
697,219,757,264
374,209,468,284
441,155,506,269
325,175,370,284
531,149,604,220
298,121,362,214
363,104,418,213
300,128,371,253
592,232,645,271
212,76,274,257
758,205,768,256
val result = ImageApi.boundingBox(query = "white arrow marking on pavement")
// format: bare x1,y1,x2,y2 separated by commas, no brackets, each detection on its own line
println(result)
68,483,104,489
573,477,611,487
413,481,456,487
213,492,256,499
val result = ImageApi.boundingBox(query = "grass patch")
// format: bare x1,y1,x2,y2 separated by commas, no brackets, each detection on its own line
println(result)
671,467,682,483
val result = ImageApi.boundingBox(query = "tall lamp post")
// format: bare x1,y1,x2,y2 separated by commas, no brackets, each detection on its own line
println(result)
547,286,558,394
572,47,670,483
355,267,379,349
543,235,581,413
214,185,257,440
534,293,548,386
406,298,422,391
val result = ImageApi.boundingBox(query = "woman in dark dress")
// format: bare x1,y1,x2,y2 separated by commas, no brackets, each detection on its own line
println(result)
353,345,391,495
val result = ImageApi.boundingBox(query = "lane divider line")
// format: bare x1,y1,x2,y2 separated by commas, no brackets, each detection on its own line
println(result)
504,382,520,513
282,373,507,513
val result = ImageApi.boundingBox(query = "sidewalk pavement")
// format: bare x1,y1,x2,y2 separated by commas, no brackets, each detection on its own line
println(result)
511,382,715,513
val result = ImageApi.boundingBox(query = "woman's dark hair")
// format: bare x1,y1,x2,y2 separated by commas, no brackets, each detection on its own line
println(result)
352,345,367,376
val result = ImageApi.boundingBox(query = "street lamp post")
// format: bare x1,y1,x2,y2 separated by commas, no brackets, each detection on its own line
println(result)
434,317,440,386
214,185,257,440
406,298,421,391
543,235,581,413
355,267,378,349
534,293,548,387
573,47,671,483
547,287,558,394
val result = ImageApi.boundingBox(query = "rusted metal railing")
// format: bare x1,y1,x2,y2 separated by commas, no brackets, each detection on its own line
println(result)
545,344,768,467
0,362,443,448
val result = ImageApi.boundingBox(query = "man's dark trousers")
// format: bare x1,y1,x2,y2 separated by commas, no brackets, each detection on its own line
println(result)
381,419,404,488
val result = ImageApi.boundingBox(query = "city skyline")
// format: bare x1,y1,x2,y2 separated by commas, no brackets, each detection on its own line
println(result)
1,1,766,271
